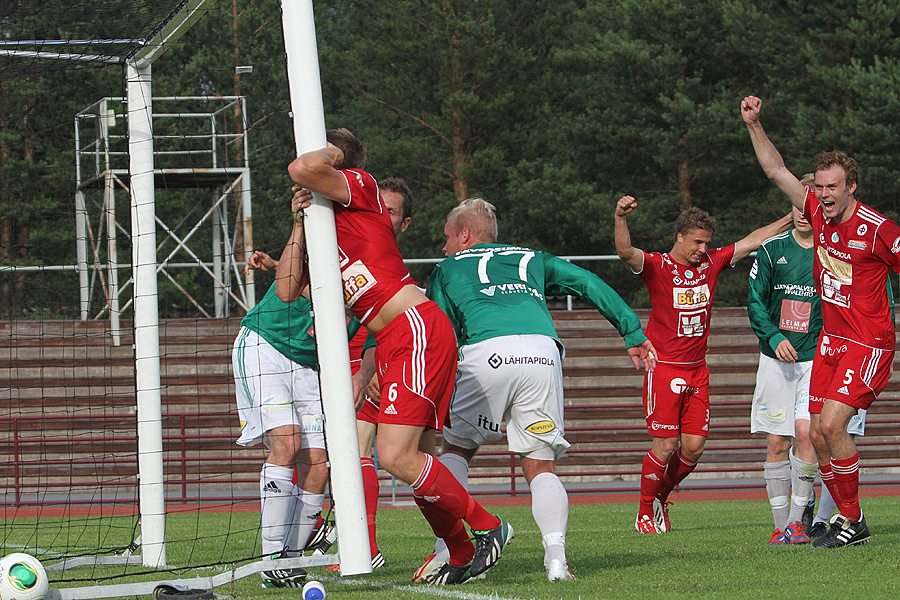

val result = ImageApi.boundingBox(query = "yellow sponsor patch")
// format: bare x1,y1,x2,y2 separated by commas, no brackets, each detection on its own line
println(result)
525,420,556,434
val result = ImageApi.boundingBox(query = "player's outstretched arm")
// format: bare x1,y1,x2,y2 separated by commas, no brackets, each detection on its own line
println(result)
287,143,351,205
614,195,645,272
732,213,793,263
275,188,312,302
741,96,806,211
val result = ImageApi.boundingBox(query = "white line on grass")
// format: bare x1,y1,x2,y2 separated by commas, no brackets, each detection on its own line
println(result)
317,574,538,600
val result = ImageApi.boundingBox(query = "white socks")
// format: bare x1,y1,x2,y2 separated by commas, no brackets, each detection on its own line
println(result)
764,461,791,532
788,449,818,524
260,464,296,556
530,472,569,566
286,488,325,553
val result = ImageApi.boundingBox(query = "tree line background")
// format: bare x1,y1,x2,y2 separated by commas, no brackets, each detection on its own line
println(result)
2,0,899,317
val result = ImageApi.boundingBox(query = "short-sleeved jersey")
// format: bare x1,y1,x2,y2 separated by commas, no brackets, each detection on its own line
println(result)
333,168,413,325
427,243,646,348
747,231,820,362
638,245,736,364
803,187,900,349
240,283,361,367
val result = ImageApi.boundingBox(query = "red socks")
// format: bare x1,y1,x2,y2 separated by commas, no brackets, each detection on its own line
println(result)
639,451,667,515
412,454,499,531
360,457,380,556
831,454,861,521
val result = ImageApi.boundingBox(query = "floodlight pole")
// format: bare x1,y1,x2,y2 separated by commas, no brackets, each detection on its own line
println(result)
280,0,371,576
126,58,166,569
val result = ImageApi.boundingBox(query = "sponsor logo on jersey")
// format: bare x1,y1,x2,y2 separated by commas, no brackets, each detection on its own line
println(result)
819,337,848,356
831,232,840,243
838,385,850,395
651,421,678,431
488,353,503,369
776,256,788,264
341,260,377,307
525,420,556,434
857,224,868,236
684,270,694,279
779,299,811,332
384,403,398,415
821,270,851,308
478,283,544,300
848,240,867,250
697,262,710,273
758,406,786,423
672,284,710,309
477,414,500,432
893,236,900,254
677,310,707,338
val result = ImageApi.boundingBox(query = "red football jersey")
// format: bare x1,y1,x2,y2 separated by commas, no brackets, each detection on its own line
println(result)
332,168,412,326
803,187,900,349
639,245,736,364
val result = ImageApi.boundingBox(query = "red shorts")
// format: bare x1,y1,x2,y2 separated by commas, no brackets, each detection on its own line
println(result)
643,361,710,437
357,395,380,424
373,301,457,430
809,333,894,413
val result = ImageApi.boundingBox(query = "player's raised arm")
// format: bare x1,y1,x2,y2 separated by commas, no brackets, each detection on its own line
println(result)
741,96,806,211
732,212,793,263
275,187,311,302
614,195,645,272
287,142,351,205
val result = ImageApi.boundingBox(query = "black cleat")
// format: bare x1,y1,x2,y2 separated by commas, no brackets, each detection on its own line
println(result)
429,563,472,585
470,517,514,578
801,495,816,532
808,521,828,540
812,514,870,548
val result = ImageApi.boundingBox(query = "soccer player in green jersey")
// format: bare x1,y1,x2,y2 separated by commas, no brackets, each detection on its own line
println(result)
420,198,655,582
748,201,821,546
233,205,371,587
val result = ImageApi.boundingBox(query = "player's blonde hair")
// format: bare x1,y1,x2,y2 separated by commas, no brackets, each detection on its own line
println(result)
800,172,815,188
815,150,858,189
446,198,498,243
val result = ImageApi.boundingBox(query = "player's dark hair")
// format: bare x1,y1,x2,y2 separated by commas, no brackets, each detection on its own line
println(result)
815,150,858,190
326,128,366,169
379,177,413,220
447,198,498,243
674,206,715,239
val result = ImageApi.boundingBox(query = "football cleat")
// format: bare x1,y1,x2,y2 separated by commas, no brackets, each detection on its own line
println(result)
429,563,472,585
653,498,671,532
546,559,576,582
801,495,816,532
371,551,386,569
260,556,307,588
303,518,337,556
784,521,811,544
635,514,661,534
412,548,450,584
470,517,514,578
808,521,828,540
767,528,789,545
812,514,870,548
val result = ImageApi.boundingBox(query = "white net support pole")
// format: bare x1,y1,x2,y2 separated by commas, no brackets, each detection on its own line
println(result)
280,0,371,576
127,58,167,568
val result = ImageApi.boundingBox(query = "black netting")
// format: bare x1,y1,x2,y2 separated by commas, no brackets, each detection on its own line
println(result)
0,0,191,78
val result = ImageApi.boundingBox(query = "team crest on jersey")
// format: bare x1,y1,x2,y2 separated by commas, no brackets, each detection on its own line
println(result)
893,236,900,254
672,284,710,309
857,224,868,236
848,240,867,250
684,270,694,279
831,232,840,243
341,260,377,307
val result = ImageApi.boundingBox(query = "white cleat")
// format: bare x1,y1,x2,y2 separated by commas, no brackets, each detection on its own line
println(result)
547,559,576,582
412,548,451,584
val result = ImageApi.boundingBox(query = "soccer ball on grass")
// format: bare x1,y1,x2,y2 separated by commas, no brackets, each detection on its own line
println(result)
0,553,49,600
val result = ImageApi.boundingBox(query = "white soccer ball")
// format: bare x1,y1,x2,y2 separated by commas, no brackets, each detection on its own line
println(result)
301,580,325,600
0,554,49,600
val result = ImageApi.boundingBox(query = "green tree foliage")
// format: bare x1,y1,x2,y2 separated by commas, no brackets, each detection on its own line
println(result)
2,0,900,315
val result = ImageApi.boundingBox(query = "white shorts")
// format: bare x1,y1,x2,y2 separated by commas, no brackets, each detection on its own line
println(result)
751,354,866,436
442,335,570,460
232,327,325,449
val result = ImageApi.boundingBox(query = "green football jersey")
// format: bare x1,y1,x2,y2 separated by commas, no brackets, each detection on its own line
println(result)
747,231,820,361
241,283,361,368
427,243,646,348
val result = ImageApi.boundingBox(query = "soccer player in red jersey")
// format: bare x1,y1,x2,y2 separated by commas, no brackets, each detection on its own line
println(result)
615,195,791,534
283,130,511,584
742,95,900,547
